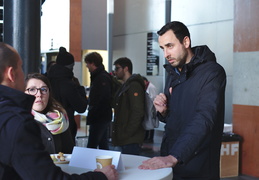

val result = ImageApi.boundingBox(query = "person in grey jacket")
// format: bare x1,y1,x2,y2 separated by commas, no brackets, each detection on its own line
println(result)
139,21,226,180
0,42,117,180
112,57,145,155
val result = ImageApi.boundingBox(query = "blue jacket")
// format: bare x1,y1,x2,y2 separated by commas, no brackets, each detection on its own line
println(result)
160,45,226,179
0,85,106,180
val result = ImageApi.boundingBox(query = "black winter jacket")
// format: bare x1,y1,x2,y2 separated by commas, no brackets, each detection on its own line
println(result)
48,64,87,139
35,120,74,154
0,85,106,180
87,65,112,125
161,45,226,179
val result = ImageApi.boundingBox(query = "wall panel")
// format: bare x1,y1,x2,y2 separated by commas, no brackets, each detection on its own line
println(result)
233,104,259,176
234,0,259,52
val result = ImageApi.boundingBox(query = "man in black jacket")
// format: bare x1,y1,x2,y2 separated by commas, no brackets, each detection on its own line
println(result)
0,42,117,180
139,21,226,180
84,52,112,150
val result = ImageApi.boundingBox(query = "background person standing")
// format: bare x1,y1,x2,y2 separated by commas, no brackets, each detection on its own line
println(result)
48,47,87,142
142,76,158,143
84,52,113,150
112,57,145,155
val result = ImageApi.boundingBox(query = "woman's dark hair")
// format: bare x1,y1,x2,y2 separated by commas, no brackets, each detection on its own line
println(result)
25,73,66,115
157,21,191,46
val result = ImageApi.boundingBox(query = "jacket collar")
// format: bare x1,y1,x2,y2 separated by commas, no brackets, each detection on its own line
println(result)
164,45,216,75
90,64,105,79
118,74,144,96
0,84,35,112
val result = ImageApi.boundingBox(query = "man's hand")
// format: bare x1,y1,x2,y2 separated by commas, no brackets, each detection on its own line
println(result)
153,93,168,116
94,165,118,180
138,155,178,170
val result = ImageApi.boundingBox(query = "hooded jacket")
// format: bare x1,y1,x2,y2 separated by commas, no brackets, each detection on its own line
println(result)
48,64,87,139
87,64,112,125
112,74,145,146
0,85,106,180
161,45,226,179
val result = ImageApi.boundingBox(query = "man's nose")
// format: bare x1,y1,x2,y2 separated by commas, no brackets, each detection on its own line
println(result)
164,49,170,59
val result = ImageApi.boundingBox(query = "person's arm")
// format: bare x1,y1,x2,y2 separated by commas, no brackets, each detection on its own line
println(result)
138,155,178,170
153,93,168,117
64,81,88,113
95,165,118,180
10,116,110,180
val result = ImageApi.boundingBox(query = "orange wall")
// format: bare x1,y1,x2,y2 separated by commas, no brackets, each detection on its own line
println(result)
70,0,82,62
233,105,259,176
234,0,259,52
70,0,82,128
233,0,259,176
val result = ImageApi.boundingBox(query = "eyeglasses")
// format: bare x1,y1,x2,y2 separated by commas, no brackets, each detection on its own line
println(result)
26,87,49,95
114,66,122,72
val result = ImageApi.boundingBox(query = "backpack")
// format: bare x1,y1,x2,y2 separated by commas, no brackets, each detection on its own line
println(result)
142,92,159,130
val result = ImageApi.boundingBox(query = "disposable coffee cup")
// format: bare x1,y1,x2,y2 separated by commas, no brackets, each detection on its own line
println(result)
96,155,113,169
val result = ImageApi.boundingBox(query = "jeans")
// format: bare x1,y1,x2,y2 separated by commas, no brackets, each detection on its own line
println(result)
87,122,110,150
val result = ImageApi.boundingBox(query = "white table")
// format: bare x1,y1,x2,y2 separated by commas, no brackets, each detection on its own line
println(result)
57,154,173,180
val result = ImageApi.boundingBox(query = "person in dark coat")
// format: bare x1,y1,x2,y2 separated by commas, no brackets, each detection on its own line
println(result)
84,52,112,150
139,21,226,180
112,57,146,155
0,42,118,180
47,47,88,142
25,73,74,154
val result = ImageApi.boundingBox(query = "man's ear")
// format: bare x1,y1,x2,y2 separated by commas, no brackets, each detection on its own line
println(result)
124,66,129,72
183,36,191,48
6,66,15,83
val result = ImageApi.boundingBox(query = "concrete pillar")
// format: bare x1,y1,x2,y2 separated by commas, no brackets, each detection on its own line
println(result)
4,0,41,74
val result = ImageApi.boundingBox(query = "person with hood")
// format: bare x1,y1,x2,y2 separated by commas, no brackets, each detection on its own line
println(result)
139,21,226,180
47,47,87,142
84,52,112,150
112,57,145,155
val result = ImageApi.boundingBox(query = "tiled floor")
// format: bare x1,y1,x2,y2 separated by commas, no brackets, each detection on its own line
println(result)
76,119,258,180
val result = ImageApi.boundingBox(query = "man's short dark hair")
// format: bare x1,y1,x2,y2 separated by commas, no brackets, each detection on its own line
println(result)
113,57,133,74
0,43,18,83
157,21,191,46
84,52,103,67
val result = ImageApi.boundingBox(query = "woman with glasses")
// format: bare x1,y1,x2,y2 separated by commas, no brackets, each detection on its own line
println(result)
25,73,74,154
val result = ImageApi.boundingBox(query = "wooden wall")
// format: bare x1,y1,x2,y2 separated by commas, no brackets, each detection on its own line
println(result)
233,0,259,177
70,0,82,62
70,0,82,128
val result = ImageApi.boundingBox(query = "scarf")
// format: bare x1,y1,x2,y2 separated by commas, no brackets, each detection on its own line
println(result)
32,110,69,135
